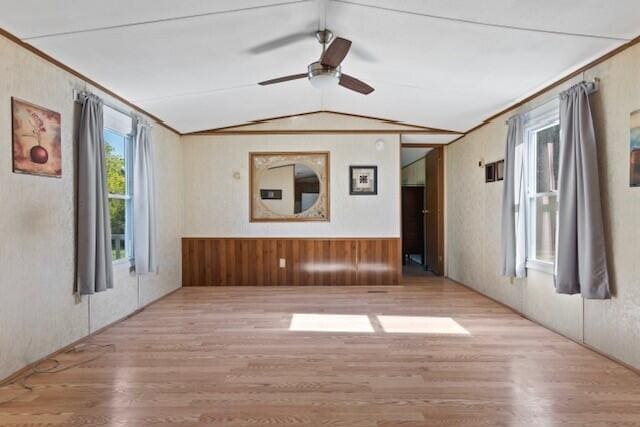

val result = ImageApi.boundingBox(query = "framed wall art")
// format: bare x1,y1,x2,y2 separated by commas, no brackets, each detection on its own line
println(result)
12,97,62,178
485,162,496,183
350,165,378,195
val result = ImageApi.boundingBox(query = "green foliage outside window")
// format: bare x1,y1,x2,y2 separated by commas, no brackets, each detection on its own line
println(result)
105,142,126,235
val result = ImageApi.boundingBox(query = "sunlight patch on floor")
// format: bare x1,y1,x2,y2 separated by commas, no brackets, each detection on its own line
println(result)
289,314,374,333
288,313,470,335
377,315,470,335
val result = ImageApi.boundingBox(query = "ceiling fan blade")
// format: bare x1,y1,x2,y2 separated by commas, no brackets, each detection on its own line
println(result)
258,73,308,86
246,32,311,55
351,45,377,63
320,37,352,67
339,74,374,95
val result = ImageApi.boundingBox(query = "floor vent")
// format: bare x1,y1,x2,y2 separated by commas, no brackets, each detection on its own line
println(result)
367,290,388,294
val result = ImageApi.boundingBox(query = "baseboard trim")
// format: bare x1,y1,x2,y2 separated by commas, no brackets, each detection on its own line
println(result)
445,276,640,377
0,286,182,385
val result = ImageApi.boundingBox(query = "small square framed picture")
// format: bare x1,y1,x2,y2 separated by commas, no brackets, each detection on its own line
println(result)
350,166,377,195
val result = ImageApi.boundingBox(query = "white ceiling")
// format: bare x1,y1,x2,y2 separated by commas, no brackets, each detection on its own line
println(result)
1,0,638,134
402,147,432,167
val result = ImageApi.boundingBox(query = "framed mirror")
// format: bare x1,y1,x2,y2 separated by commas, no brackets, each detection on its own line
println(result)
250,152,330,222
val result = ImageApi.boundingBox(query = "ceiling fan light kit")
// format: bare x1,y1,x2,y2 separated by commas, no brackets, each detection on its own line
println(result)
308,62,341,90
258,29,374,95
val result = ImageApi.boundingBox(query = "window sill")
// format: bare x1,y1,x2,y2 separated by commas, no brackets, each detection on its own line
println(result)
112,259,130,269
526,260,554,275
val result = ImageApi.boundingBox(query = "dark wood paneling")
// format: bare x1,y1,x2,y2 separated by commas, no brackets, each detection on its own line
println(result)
182,238,400,286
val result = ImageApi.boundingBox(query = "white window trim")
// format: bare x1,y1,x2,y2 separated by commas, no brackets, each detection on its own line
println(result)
104,108,134,265
522,99,560,275
526,259,555,275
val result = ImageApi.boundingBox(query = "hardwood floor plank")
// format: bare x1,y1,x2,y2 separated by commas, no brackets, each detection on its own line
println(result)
2,277,639,426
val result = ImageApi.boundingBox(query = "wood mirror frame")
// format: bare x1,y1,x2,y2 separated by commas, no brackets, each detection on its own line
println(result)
249,152,330,222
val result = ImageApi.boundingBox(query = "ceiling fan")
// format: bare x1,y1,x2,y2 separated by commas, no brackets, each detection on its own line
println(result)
258,29,374,95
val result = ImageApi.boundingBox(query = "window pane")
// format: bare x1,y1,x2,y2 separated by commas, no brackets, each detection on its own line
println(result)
104,129,127,195
109,198,127,261
535,124,560,193
534,195,557,263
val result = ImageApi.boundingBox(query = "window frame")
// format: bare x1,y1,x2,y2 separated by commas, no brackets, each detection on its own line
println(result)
103,113,134,266
523,99,560,275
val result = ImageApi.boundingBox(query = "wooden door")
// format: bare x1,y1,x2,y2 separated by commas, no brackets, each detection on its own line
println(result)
401,186,424,262
424,148,444,275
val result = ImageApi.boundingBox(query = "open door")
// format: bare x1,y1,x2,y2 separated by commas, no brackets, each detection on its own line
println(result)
423,147,444,275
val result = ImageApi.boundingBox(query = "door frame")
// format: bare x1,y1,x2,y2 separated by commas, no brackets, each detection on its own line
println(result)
399,143,445,276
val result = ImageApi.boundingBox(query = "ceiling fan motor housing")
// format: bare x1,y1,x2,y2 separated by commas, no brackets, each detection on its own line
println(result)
307,61,341,80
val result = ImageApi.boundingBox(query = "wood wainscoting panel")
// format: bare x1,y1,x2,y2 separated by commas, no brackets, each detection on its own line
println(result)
182,238,400,286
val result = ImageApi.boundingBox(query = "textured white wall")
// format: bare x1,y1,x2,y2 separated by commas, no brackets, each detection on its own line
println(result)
0,36,183,380
182,133,401,238
446,45,640,369
402,157,425,186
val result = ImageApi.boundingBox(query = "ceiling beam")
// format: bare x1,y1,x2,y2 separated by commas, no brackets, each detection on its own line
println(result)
184,110,464,135
188,129,460,136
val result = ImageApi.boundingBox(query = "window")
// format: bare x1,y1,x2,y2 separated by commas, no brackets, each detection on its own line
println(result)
523,100,560,273
103,106,133,263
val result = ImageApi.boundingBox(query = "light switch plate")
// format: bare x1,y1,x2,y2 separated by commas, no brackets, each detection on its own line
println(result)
279,258,286,268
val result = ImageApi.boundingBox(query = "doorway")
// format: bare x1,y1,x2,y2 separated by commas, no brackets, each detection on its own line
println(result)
400,145,444,277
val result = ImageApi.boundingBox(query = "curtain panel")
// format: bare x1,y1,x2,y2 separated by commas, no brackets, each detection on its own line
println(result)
555,82,610,299
132,119,158,275
76,93,113,295
501,115,527,278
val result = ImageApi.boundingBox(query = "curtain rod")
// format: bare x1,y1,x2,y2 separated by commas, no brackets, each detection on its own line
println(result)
72,89,152,128
505,78,599,124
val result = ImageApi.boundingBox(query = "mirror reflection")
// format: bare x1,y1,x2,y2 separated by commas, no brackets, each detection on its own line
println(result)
259,163,320,215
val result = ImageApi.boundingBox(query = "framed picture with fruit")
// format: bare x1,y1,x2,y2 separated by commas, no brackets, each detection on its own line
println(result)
12,97,62,178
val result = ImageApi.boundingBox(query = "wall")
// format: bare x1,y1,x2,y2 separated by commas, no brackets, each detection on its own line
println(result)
402,157,425,186
446,43,640,369
181,132,401,238
0,35,183,380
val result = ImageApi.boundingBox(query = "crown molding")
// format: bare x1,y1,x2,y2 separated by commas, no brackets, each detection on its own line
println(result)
184,110,463,136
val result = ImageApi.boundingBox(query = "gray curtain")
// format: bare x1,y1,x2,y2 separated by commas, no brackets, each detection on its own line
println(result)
555,81,610,299
76,93,113,295
132,119,158,275
501,115,527,278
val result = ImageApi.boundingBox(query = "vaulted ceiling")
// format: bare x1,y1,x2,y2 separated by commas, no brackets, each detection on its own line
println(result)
1,0,638,134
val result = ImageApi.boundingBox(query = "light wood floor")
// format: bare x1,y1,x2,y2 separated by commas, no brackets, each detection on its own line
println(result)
2,277,640,426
